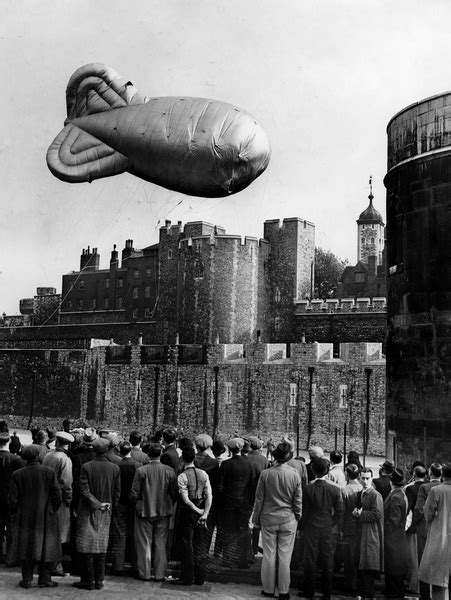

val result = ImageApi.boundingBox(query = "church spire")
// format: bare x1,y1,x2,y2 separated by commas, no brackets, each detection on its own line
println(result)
368,175,374,203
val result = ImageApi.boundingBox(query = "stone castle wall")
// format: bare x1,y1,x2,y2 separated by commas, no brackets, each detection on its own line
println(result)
0,341,386,456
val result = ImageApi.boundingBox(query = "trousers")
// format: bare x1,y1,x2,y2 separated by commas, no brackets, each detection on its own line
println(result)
177,506,209,584
303,526,334,597
261,520,297,595
134,515,170,580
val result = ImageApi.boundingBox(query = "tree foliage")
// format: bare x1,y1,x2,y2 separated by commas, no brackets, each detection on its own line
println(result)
314,247,348,299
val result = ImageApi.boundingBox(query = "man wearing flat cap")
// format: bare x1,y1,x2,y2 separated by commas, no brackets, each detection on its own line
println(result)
194,434,217,471
384,467,408,598
306,445,325,482
217,438,253,567
74,437,120,590
43,431,74,575
8,444,62,589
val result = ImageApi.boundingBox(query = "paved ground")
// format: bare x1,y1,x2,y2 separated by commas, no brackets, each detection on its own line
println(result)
0,565,424,600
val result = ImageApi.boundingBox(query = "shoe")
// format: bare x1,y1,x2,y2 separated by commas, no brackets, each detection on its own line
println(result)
38,580,58,588
95,582,104,590
261,592,275,598
279,594,290,600
194,580,205,585
72,581,95,590
51,568,66,576
153,577,166,582
170,578,192,586
18,580,32,589
134,575,152,581
111,570,126,576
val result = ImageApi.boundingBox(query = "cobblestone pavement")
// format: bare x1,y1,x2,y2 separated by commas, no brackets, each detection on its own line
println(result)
0,566,423,600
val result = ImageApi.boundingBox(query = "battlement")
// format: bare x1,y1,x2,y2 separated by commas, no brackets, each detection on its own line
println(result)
263,217,315,236
295,297,387,314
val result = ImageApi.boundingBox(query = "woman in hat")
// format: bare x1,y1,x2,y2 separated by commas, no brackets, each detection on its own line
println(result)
252,441,302,600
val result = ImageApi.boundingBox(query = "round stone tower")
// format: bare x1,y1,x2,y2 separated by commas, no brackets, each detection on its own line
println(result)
384,92,451,465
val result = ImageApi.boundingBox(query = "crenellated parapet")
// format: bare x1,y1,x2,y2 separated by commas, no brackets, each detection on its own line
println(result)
295,297,386,313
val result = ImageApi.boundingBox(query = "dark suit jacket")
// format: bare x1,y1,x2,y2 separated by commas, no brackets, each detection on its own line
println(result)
302,478,344,531
405,480,424,532
373,475,392,500
0,450,24,508
217,455,253,505
118,457,140,506
413,479,441,538
160,445,180,472
245,451,269,503
194,453,217,471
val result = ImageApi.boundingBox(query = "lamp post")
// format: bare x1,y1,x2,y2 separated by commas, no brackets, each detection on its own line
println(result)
306,366,315,449
27,369,37,430
213,366,219,438
364,367,372,463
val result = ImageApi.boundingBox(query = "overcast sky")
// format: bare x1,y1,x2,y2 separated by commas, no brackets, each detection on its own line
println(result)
1,0,451,314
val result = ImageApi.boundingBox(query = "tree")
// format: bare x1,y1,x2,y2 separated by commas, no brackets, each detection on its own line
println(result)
314,247,348,299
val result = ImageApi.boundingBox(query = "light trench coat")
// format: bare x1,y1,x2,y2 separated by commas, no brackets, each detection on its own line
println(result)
418,482,451,588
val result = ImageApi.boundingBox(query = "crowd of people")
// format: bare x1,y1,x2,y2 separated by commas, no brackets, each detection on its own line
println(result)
0,418,449,600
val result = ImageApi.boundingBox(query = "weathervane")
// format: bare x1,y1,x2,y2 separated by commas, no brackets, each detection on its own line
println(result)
368,175,374,202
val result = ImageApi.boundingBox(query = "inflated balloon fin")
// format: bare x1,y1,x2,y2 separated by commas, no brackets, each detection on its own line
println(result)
47,63,271,197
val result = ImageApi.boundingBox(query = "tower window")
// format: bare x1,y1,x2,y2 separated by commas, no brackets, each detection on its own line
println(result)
77,299,84,310
355,272,365,283
275,317,281,331
117,278,123,288
145,285,151,298
104,298,109,309
104,278,110,289
79,280,85,290
370,237,375,244
274,287,281,303
361,237,365,245
133,287,139,299
289,383,297,406
339,384,347,408
133,269,140,279
168,249,173,259
224,382,232,405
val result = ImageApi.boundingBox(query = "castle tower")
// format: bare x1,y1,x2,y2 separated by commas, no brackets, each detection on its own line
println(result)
263,218,315,342
384,92,451,465
357,177,385,265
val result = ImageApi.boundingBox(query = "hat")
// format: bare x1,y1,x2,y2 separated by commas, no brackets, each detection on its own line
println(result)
282,436,295,451
56,431,74,444
441,462,451,478
46,428,57,441
83,427,98,444
212,439,225,457
194,434,213,450
106,433,120,448
247,436,263,450
390,468,405,486
0,432,10,443
380,459,395,474
345,463,360,478
308,445,324,459
119,440,132,456
273,441,293,463
227,437,245,451
92,437,110,455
